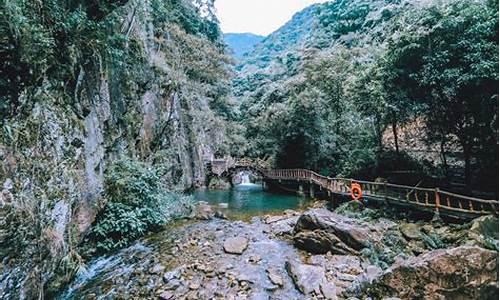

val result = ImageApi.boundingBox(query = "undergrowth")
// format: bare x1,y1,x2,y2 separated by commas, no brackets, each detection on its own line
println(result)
83,159,194,255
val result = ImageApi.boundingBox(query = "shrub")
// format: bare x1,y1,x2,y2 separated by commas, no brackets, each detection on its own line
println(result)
86,159,193,253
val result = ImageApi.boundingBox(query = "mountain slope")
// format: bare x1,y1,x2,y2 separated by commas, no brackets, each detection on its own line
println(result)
224,33,264,59
236,1,415,93
234,0,498,194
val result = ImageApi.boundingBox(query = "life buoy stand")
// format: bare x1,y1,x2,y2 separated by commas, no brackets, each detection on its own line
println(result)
350,183,362,201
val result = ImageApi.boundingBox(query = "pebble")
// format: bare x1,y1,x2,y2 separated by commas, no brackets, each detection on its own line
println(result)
266,268,283,287
158,290,174,300
189,282,200,290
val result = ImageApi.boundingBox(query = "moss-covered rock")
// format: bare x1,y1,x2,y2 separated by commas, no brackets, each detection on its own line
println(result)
363,246,499,299
208,177,232,190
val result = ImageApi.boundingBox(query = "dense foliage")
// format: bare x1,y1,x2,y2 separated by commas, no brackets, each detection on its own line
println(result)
0,0,223,119
86,159,193,253
0,0,240,297
235,0,498,192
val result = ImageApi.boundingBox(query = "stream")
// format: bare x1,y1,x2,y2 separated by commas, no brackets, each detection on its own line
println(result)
59,183,312,300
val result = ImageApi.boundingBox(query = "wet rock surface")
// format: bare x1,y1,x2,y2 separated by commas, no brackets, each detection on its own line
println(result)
293,209,373,255
363,246,499,299
60,202,499,300
285,260,327,296
62,215,307,299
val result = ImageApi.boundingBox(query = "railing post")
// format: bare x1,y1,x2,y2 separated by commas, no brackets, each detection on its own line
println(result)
435,188,440,211
384,182,388,205
433,188,441,222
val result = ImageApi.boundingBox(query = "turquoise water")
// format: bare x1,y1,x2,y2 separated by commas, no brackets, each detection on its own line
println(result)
193,183,309,217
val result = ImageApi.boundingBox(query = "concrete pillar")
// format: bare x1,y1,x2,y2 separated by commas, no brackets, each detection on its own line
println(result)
262,180,268,190
298,184,304,196
309,184,315,198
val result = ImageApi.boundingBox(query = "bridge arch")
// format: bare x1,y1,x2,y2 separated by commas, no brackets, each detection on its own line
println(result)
207,157,270,185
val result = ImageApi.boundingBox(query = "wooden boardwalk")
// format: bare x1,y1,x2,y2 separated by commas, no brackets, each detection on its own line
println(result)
207,157,498,219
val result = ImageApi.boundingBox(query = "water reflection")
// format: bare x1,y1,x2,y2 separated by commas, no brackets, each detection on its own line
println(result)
193,184,309,216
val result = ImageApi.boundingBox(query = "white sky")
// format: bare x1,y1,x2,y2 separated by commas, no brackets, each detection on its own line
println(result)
215,0,330,36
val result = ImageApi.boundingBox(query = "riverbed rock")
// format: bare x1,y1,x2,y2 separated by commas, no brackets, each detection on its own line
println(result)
208,177,231,190
248,254,262,264
266,268,283,287
468,215,499,249
320,281,338,300
264,215,287,224
285,260,325,295
158,290,174,300
223,236,249,254
364,246,499,299
163,269,181,283
214,210,228,219
293,209,371,255
194,202,214,220
188,281,200,290
268,216,299,236
150,263,166,274
400,223,421,240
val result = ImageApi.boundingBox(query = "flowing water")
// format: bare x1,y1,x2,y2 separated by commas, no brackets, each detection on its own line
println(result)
240,173,252,185
60,184,309,299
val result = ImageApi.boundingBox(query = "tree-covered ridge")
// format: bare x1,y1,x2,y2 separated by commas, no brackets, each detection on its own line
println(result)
224,33,265,60
236,0,498,193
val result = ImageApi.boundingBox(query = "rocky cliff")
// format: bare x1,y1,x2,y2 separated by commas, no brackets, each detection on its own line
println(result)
0,0,238,297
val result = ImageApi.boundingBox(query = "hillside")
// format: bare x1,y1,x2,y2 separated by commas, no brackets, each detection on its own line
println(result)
224,32,264,59
233,0,407,96
235,0,498,192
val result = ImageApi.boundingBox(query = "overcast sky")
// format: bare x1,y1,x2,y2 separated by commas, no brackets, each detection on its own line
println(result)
215,0,330,36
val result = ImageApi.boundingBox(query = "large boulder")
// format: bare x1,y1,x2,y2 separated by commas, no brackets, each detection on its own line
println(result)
468,215,499,250
364,246,498,299
285,260,336,298
293,209,372,255
400,223,421,240
223,236,249,254
193,201,214,220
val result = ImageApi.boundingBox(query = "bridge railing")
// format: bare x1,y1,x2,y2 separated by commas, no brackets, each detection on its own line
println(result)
264,168,499,216
208,157,498,216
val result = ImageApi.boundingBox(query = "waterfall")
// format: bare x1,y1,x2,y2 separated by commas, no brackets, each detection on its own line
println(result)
240,173,252,185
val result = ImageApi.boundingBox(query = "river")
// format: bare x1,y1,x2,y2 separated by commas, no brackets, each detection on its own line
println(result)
59,183,310,299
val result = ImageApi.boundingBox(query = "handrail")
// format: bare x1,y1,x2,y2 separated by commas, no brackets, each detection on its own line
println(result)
209,157,499,217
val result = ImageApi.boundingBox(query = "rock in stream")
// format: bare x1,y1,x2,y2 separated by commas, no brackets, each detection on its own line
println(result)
59,204,499,300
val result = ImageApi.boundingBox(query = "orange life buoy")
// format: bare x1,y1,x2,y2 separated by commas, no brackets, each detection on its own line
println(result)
350,183,362,201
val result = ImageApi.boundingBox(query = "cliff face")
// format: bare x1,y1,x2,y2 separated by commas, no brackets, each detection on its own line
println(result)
0,0,236,297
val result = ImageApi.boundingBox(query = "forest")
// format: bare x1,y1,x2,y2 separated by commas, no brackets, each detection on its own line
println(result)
235,0,498,195
0,0,498,299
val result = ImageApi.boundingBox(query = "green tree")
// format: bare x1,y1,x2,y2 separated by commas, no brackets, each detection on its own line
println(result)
384,0,499,189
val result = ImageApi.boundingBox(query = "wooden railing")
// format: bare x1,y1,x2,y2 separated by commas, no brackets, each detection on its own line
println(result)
207,157,498,217
263,168,499,217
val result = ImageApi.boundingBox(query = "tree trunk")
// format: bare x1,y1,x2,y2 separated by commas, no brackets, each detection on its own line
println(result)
463,146,472,191
391,113,399,154
440,139,449,179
